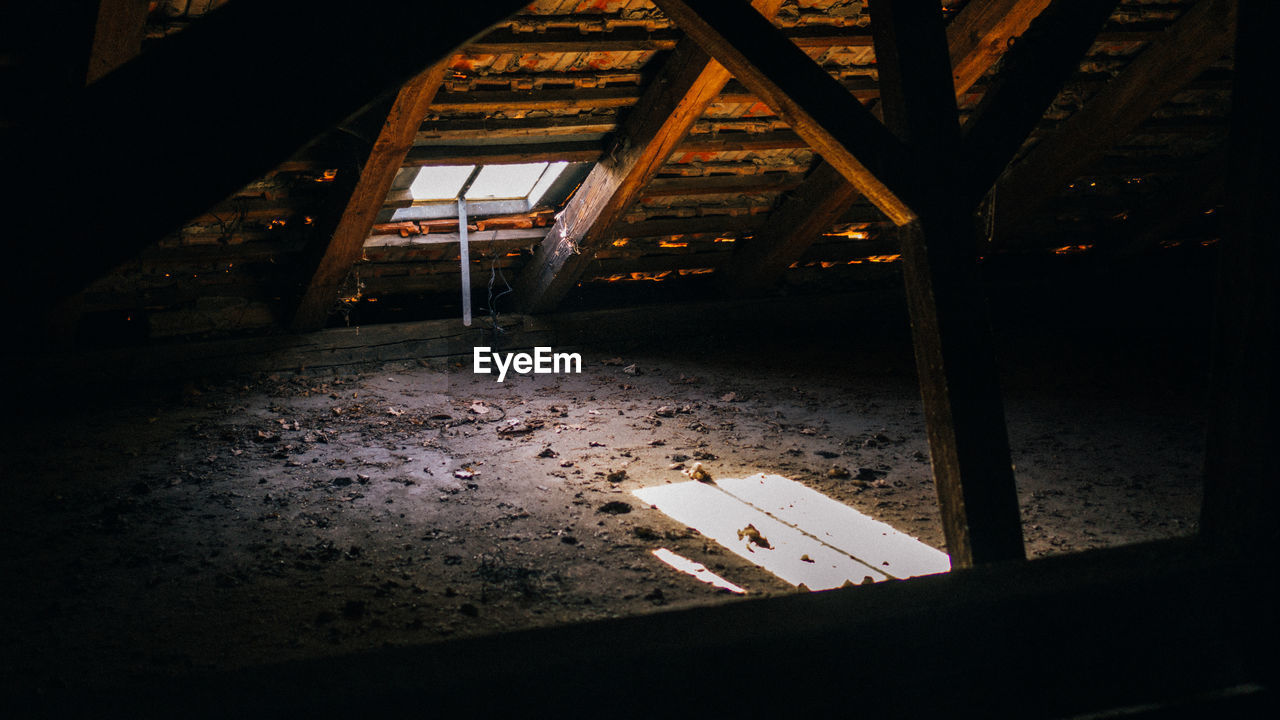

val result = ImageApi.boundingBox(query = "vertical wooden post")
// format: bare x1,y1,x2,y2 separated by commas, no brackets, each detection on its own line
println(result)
1201,0,1279,551
457,198,473,327
873,0,1025,567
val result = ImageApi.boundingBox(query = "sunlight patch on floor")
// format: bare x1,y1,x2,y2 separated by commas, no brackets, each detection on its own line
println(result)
634,473,950,591
651,548,748,595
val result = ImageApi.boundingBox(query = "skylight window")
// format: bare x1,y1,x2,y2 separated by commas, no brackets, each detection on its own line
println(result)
466,163,548,200
391,161,582,224
408,161,570,203
408,164,474,202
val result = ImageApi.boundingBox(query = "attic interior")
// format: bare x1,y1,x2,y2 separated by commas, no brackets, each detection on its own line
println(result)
1,0,1276,716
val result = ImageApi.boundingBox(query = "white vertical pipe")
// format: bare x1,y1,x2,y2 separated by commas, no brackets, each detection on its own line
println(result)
457,197,472,326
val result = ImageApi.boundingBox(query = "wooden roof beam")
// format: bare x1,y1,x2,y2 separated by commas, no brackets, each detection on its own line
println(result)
84,0,149,85
511,0,785,314
989,0,1238,249
960,0,1121,200
291,63,450,331
3,0,532,311
649,0,916,224
947,0,1056,94
720,0,1055,294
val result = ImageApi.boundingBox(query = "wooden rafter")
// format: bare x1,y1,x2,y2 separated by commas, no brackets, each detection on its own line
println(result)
292,63,450,331
649,0,915,224
4,0,531,310
959,0,1121,200
511,0,785,314
720,0,1055,294
947,0,1055,94
85,0,150,84
990,0,1238,248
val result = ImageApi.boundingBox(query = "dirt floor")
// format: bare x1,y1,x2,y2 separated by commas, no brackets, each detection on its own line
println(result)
0,316,1208,701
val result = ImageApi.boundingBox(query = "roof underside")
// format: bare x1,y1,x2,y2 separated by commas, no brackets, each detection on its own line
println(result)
41,0,1233,339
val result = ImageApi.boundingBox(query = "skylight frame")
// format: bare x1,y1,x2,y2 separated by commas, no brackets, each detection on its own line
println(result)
406,161,568,202
389,160,583,224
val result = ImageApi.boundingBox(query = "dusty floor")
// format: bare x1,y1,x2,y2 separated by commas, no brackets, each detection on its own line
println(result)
0,323,1206,699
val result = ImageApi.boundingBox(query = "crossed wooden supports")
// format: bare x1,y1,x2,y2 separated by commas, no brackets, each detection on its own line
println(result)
619,0,1129,566
506,0,1236,566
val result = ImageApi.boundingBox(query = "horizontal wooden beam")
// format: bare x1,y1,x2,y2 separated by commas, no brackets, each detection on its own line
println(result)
43,540,1268,717
427,86,643,112
464,25,882,54
678,130,807,153
365,227,547,249
426,79,880,115
465,28,683,54
403,140,604,167
463,23,1166,55
417,116,619,142
641,172,805,198
4,0,532,311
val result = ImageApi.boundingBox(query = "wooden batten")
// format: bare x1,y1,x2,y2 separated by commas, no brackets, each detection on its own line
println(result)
404,140,604,167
